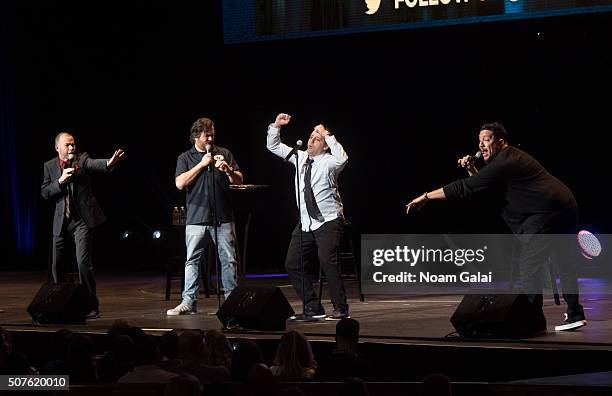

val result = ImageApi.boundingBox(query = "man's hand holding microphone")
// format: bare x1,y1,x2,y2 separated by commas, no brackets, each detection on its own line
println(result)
457,151,481,176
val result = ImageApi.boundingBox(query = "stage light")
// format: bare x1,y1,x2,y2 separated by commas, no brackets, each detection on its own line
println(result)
577,230,602,260
152,230,162,240
121,230,132,240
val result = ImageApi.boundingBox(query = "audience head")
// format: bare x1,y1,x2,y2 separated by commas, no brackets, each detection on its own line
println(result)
177,330,207,362
164,373,202,396
336,318,360,350
134,334,161,366
205,329,233,369
247,363,279,396
422,373,452,396
107,319,131,340
159,330,179,360
231,340,264,381
339,377,369,396
48,329,74,362
273,330,316,381
66,333,97,383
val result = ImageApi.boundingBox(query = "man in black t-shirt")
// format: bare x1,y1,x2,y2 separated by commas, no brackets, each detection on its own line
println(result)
406,122,586,332
166,118,243,316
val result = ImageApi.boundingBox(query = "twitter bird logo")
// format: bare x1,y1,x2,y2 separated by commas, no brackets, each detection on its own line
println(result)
365,0,381,15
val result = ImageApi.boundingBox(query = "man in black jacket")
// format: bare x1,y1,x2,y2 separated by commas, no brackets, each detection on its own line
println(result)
41,132,124,318
405,122,586,332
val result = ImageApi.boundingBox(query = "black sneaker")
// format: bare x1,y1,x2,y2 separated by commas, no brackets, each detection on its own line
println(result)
555,313,587,331
85,310,100,320
325,309,350,321
290,306,326,321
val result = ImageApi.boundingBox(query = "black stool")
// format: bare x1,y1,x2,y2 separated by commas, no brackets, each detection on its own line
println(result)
165,250,216,301
165,255,185,301
317,220,365,303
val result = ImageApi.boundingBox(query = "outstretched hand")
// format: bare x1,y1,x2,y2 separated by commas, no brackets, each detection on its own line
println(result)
273,113,291,128
107,149,125,168
405,193,429,214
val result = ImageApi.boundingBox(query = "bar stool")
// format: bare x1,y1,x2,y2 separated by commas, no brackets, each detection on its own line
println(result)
317,220,365,303
165,246,214,300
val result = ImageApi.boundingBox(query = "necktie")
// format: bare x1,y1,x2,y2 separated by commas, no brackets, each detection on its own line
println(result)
303,158,324,221
60,160,73,220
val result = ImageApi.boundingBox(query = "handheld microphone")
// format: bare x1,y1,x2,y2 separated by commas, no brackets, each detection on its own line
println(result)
284,140,303,162
460,151,482,168
469,151,482,163
205,144,212,172
65,153,76,188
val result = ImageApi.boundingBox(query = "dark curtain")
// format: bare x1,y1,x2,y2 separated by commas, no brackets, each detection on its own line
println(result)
1,1,37,268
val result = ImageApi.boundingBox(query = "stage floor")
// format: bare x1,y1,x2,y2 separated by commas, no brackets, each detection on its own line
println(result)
1,270,611,351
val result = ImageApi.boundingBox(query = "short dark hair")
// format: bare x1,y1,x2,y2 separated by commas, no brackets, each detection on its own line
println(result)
336,318,360,339
480,122,508,142
189,118,215,143
54,131,73,146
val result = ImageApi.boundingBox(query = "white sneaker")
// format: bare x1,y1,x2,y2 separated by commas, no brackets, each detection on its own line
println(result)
166,302,196,316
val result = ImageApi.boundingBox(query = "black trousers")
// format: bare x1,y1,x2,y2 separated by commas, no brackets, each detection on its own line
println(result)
284,218,348,312
52,216,99,309
515,208,583,320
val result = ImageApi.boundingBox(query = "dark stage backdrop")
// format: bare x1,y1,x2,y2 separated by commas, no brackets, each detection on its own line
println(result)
224,0,612,43
6,1,611,274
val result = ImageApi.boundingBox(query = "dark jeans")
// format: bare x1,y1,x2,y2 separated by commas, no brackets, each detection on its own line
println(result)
516,208,584,320
52,217,98,309
285,218,348,312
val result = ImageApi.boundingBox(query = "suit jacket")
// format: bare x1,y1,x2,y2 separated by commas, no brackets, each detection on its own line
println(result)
41,152,110,236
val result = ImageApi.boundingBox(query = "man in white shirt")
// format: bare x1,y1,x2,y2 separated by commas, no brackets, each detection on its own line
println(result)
267,113,349,321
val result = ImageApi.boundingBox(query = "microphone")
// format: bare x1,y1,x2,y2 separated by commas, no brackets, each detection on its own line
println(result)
66,153,76,167
65,153,76,188
205,144,212,172
460,151,482,168
284,140,303,162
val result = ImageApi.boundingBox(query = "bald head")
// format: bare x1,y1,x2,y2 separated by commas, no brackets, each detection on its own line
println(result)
54,132,76,160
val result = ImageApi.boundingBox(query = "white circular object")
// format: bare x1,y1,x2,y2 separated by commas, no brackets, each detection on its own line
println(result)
577,230,602,259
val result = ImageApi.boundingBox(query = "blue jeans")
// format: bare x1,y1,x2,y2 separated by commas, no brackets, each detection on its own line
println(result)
182,222,238,305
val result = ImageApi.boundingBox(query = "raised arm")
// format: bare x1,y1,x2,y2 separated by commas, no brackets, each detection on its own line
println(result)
318,125,347,169
266,113,298,164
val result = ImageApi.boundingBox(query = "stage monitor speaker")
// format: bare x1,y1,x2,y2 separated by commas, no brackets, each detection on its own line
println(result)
27,283,96,324
450,294,546,339
217,286,294,331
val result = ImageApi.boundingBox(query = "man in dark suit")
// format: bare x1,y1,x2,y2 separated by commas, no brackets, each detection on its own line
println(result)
41,132,124,318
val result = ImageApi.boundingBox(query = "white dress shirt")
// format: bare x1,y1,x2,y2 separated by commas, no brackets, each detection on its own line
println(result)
267,124,348,231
